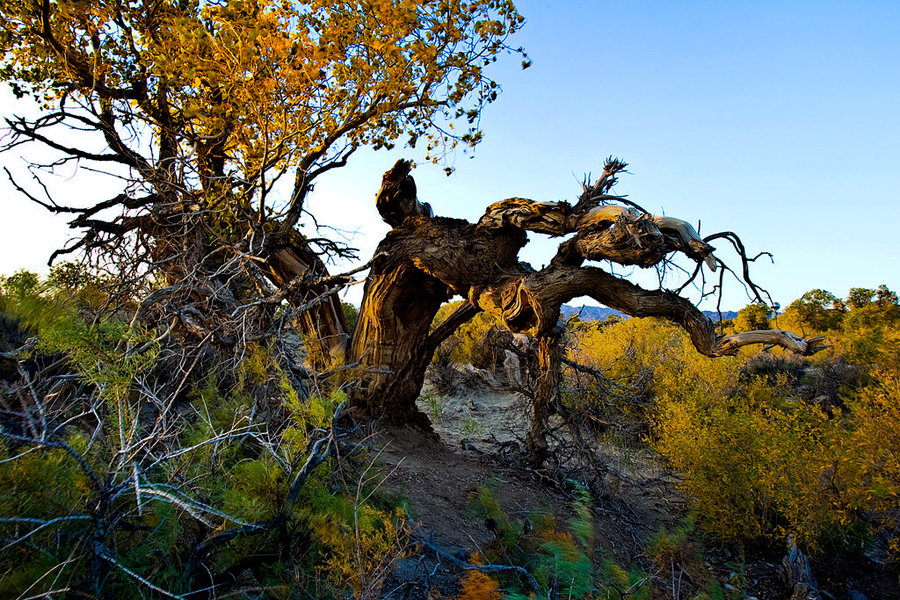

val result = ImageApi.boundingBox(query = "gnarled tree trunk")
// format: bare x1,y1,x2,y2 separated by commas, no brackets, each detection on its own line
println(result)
297,159,825,461
265,229,352,367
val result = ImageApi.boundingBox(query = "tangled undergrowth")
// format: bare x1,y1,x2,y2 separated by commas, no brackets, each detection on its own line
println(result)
0,268,409,599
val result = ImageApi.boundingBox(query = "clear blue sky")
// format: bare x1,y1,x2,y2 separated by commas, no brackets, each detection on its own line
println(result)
2,0,898,311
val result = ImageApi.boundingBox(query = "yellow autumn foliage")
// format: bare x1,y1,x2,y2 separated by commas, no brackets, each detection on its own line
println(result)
570,307,900,554
318,504,409,599
0,0,525,192
432,300,505,367
456,570,503,600
568,317,742,430
833,370,900,552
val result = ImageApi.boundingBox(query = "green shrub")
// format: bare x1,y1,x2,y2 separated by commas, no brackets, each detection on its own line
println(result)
467,482,650,599
0,272,406,599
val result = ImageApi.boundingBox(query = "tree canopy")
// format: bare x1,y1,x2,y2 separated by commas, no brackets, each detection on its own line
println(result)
1,0,525,262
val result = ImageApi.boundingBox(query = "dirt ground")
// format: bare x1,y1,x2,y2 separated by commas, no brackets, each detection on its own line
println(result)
359,385,899,600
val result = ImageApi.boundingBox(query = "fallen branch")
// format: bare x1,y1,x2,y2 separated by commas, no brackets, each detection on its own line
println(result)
0,337,37,360
716,330,828,356
414,532,543,597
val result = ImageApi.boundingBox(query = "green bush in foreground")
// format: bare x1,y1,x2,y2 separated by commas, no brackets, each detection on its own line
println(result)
0,271,407,599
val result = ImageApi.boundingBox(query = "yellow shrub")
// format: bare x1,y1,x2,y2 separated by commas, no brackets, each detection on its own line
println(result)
832,369,900,552
456,570,503,600
653,377,781,540
654,367,900,552
432,300,503,366
318,505,409,599
567,299,900,554
568,317,742,431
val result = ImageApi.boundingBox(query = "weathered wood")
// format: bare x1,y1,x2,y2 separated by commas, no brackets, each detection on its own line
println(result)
266,230,351,366
349,256,449,426
336,160,824,455
781,536,822,600
470,264,826,357
375,159,433,227
717,330,826,356
478,198,717,269
526,330,562,464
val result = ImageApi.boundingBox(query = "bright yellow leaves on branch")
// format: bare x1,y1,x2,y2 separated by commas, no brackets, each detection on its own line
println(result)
0,0,525,208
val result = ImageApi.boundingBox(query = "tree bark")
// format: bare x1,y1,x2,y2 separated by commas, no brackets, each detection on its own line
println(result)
265,229,351,366
348,256,449,426
526,330,563,464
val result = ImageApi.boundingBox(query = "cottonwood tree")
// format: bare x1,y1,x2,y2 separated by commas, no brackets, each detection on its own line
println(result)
1,0,824,462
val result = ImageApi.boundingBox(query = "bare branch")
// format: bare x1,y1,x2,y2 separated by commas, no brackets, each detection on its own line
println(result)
704,231,774,305
414,532,542,597
0,432,103,491
6,116,142,167
0,337,37,360
185,402,345,577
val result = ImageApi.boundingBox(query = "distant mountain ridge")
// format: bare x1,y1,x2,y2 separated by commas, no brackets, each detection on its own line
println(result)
560,304,737,323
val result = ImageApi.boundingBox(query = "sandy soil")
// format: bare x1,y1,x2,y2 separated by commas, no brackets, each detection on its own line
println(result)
358,385,682,599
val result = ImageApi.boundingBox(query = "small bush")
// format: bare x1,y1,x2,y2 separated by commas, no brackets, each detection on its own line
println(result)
466,482,650,599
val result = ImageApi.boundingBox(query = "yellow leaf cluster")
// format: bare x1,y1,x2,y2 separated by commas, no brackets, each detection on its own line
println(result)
0,0,525,214
318,504,409,599
456,570,502,600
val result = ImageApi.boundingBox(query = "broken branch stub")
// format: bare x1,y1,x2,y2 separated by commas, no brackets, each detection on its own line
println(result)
375,159,433,227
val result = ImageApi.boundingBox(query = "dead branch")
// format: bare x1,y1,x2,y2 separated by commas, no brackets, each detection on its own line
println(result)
0,337,37,360
184,402,345,578
414,532,542,597
704,231,775,305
